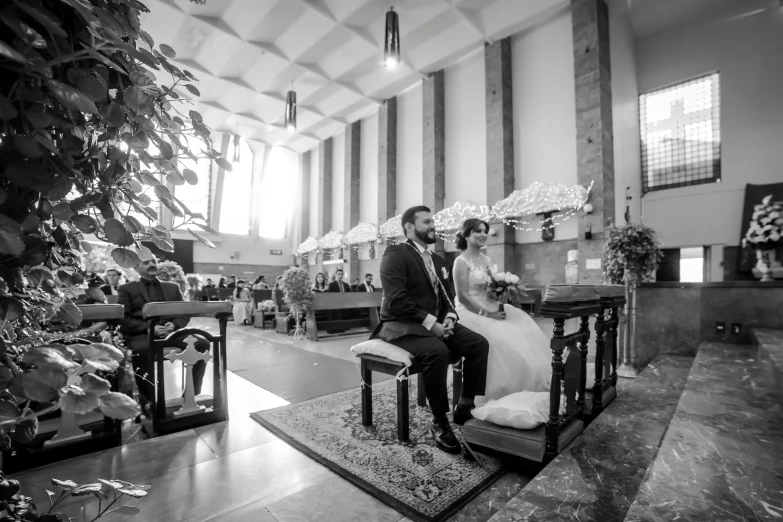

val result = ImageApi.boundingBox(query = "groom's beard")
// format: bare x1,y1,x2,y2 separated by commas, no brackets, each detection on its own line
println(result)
414,228,437,245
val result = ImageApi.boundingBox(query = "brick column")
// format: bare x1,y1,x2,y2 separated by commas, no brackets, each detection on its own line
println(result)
317,138,333,237
299,150,311,245
422,70,446,257
485,38,515,271
572,0,614,283
344,120,361,279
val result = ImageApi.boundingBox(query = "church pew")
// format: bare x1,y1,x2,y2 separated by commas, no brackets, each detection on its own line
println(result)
2,304,125,473
305,292,383,341
142,301,232,436
461,285,601,463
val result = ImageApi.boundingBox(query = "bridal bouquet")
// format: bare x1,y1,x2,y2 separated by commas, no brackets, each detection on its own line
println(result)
485,268,525,303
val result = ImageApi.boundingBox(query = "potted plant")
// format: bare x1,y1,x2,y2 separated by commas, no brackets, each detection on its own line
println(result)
602,223,663,377
0,0,224,464
742,195,783,282
281,268,313,341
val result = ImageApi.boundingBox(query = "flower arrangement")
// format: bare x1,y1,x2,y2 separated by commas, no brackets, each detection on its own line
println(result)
485,268,524,304
345,223,378,245
742,195,783,250
379,215,403,240
602,224,663,285
281,268,313,341
259,300,276,312
317,231,344,252
433,203,493,232
297,237,318,255
156,261,189,298
492,182,591,218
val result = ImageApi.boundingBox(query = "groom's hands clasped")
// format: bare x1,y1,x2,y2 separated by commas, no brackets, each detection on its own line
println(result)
435,317,455,340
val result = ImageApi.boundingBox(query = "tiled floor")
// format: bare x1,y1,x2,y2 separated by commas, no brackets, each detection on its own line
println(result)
11,320,538,521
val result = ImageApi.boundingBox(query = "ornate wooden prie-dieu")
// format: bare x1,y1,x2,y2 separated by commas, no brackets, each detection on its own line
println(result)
142,301,231,436
2,304,125,473
590,287,626,416
356,353,463,442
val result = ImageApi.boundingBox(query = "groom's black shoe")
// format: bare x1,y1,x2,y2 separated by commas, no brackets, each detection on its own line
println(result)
430,419,461,454
453,405,474,426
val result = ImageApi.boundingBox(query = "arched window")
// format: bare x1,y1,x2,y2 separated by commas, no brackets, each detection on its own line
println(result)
219,137,253,235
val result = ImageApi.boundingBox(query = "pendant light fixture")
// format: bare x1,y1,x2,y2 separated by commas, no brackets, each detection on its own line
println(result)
285,83,297,133
232,130,240,163
383,7,400,68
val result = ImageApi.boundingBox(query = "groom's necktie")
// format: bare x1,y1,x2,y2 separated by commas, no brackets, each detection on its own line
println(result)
420,250,442,316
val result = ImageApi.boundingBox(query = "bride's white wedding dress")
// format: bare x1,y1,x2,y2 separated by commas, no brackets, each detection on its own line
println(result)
454,255,551,404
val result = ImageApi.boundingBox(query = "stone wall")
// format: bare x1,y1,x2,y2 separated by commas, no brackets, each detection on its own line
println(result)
514,240,578,287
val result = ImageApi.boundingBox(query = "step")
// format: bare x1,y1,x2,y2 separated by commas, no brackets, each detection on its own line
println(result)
487,354,694,522
624,341,783,521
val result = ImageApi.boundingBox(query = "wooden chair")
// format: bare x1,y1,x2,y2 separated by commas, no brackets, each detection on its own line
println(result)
305,292,383,341
142,301,232,436
461,286,601,463
356,353,463,443
2,304,125,473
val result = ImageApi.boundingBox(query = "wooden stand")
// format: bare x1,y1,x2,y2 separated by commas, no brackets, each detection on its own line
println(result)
305,292,382,341
143,301,232,437
590,295,626,416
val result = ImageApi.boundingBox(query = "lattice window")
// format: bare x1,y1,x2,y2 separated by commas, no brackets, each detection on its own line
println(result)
640,72,721,193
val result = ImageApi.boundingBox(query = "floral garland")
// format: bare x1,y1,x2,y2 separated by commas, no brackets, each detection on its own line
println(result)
743,195,783,251
433,202,493,232
317,231,344,252
345,222,378,245
492,181,590,218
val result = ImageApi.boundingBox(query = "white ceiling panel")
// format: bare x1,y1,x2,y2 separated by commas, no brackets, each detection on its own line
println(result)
141,0,577,148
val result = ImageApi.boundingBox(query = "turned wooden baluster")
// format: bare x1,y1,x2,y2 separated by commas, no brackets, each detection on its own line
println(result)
610,306,619,386
545,318,566,459
593,308,607,407
576,315,590,418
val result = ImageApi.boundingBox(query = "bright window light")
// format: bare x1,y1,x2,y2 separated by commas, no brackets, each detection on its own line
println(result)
219,138,253,235
679,247,704,283
258,147,297,240
173,138,211,229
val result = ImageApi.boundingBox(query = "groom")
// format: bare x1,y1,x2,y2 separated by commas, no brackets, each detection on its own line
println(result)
372,205,489,454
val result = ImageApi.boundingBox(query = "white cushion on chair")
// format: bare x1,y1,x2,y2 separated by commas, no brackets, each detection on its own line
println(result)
471,391,551,430
350,340,413,367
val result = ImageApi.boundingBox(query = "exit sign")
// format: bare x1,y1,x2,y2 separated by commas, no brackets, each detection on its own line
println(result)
270,249,283,256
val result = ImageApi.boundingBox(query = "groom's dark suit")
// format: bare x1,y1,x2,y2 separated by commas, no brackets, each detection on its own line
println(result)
371,239,489,419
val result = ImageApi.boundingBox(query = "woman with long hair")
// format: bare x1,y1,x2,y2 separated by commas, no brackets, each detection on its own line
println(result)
252,275,269,290
452,218,551,403
218,277,227,289
311,272,327,292
231,279,253,325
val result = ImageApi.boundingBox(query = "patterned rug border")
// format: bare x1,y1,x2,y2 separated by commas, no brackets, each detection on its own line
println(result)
250,381,506,522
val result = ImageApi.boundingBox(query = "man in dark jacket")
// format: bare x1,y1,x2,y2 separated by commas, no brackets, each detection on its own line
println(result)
118,257,209,412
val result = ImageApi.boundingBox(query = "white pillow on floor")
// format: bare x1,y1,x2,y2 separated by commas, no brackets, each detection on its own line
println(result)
471,391,550,430
350,340,413,367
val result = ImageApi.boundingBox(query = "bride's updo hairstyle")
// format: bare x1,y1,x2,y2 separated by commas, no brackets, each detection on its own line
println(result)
455,218,490,251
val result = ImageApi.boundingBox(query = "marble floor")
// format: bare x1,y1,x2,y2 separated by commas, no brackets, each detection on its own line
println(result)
10,320,541,522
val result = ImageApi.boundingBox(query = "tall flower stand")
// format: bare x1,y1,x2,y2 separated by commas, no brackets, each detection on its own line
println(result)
617,281,640,379
289,308,309,341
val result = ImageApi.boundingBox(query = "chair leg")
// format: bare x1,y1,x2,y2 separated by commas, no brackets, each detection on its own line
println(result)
452,359,463,410
416,373,426,407
397,377,409,442
361,359,372,427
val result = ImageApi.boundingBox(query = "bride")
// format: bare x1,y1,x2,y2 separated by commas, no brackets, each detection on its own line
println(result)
452,218,551,404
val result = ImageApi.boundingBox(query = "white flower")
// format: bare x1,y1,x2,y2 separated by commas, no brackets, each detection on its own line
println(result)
492,272,505,282
509,274,520,284
503,273,513,284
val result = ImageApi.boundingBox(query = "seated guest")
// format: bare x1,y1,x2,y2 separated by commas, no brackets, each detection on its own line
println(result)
231,280,253,325
328,269,351,293
203,278,216,288
350,278,360,292
357,273,376,293
218,277,227,288
252,275,269,290
227,275,237,289
274,275,285,291
118,257,210,416
311,272,328,292
101,268,122,296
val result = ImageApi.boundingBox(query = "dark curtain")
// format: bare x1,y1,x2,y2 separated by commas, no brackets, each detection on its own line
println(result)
655,248,681,282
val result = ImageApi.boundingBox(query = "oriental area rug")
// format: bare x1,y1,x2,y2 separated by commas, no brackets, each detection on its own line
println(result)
251,378,504,522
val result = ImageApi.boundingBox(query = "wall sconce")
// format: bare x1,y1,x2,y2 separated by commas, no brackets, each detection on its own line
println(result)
536,211,556,241
582,203,593,240
369,242,376,259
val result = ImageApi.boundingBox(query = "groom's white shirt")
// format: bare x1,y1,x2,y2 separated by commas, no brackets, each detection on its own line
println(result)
409,240,458,331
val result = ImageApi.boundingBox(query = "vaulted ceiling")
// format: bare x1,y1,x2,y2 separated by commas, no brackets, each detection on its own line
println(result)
139,0,569,153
